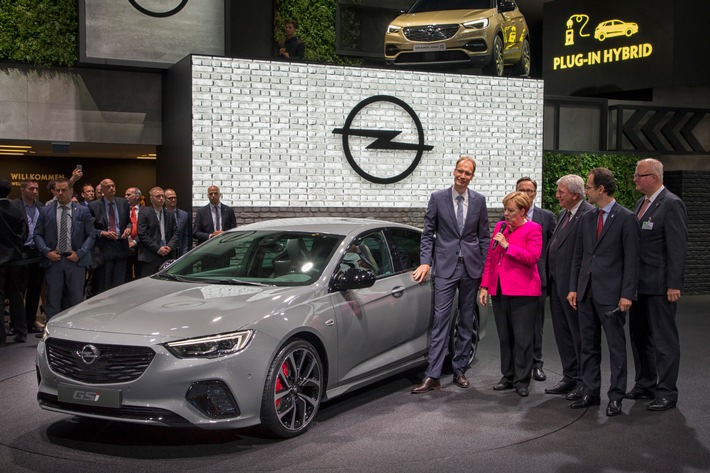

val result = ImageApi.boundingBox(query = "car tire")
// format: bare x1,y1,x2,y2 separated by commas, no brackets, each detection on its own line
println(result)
512,38,531,77
260,339,323,438
483,35,505,77
598,32,606,41
625,28,634,37
443,307,480,373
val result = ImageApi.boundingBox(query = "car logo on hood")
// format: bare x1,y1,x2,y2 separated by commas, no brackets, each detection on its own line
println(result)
78,345,101,365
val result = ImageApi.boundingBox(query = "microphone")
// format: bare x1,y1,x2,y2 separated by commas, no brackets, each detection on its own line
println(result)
493,223,507,249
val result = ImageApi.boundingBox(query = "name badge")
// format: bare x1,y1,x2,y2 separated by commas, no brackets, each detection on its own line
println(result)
642,221,654,230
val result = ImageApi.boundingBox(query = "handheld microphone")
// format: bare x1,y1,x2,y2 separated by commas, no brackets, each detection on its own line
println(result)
493,223,507,249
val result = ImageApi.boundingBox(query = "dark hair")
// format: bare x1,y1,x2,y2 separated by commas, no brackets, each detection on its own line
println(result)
0,179,11,198
589,167,616,196
516,176,537,191
285,20,297,29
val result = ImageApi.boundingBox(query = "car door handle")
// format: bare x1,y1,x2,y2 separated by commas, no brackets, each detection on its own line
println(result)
391,286,405,298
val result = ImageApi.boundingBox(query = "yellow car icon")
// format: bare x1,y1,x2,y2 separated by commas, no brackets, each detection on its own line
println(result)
593,19,639,41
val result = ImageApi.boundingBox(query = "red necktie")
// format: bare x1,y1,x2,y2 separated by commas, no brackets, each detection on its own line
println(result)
637,198,651,219
130,206,138,239
596,209,604,239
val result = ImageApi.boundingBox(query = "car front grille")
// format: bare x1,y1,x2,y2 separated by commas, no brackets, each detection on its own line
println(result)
404,24,459,42
46,338,156,384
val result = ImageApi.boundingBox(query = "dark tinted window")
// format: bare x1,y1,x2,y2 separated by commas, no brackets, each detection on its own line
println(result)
387,228,421,271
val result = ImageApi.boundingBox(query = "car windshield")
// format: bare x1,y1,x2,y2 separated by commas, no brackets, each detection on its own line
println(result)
408,0,495,13
159,230,344,286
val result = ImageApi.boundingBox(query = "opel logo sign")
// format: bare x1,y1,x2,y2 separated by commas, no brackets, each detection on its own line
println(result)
129,0,189,18
333,95,434,184
79,345,101,365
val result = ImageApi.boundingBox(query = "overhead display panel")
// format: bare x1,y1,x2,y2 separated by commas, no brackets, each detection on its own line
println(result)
543,0,673,96
80,0,225,68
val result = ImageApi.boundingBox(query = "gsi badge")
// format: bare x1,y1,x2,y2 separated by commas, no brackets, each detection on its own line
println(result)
73,390,101,402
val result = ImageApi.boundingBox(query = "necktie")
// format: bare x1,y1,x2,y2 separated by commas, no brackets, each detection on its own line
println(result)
561,210,572,229
213,205,221,231
58,206,70,253
637,198,651,219
596,209,604,240
130,206,138,239
456,195,464,233
108,201,116,234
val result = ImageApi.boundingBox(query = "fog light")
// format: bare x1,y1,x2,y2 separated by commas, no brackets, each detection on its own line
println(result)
464,40,486,52
186,380,240,419
385,44,399,56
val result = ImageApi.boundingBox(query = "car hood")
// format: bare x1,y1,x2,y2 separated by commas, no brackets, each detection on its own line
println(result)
393,9,494,27
49,278,317,339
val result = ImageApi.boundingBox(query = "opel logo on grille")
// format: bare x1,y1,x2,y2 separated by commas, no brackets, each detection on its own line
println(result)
426,25,436,36
79,345,101,365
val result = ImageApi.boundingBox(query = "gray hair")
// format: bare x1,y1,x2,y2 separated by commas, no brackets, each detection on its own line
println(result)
638,158,664,182
556,174,585,197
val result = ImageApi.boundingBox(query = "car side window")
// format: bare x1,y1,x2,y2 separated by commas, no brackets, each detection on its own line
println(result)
340,231,393,278
387,228,421,272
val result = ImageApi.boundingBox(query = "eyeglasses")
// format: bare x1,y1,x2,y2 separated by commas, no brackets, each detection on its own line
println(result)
633,173,654,179
584,185,599,190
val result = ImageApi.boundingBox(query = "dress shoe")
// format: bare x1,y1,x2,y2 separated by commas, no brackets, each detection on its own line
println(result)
516,386,529,397
7,328,16,337
493,379,514,391
28,327,43,334
624,388,654,400
35,332,44,339
453,372,470,389
606,400,623,417
646,398,677,411
545,380,575,395
411,377,441,394
570,395,600,409
532,367,547,381
565,384,585,401
13,333,27,343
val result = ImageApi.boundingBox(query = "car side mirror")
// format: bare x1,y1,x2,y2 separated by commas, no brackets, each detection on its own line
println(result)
332,267,376,291
498,1,516,13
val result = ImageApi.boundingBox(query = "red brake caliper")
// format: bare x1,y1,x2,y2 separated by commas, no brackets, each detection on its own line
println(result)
275,361,289,408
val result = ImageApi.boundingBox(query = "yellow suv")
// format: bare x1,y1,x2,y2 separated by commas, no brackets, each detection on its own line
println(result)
384,0,530,76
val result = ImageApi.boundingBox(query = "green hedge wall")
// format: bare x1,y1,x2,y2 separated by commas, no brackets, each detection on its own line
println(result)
542,152,643,215
0,0,78,67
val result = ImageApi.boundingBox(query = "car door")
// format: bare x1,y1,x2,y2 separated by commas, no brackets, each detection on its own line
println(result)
330,229,429,385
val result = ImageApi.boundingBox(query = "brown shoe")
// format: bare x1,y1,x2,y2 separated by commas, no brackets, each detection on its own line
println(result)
412,377,441,394
453,372,470,389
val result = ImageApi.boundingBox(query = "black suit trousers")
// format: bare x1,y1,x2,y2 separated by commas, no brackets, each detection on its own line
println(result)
549,277,581,384
629,294,680,401
492,292,537,388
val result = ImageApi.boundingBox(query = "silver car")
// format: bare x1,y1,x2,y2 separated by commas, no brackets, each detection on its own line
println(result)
36,218,486,437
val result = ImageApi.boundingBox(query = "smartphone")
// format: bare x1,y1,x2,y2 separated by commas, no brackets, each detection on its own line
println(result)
76,164,83,171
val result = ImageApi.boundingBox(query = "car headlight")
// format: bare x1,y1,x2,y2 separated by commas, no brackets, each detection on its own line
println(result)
463,18,489,29
164,330,254,359
387,25,401,34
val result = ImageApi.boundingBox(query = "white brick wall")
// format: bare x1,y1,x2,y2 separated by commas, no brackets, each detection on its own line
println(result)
191,56,544,209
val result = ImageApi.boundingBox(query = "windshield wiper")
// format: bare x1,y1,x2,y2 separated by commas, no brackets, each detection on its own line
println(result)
226,278,273,287
158,273,199,283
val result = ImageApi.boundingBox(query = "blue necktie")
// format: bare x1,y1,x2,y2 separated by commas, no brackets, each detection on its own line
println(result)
456,195,464,233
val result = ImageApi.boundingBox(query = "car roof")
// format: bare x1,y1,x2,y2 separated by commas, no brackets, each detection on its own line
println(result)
235,217,421,236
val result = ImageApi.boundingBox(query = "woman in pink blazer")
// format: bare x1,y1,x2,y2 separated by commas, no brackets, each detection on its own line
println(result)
479,191,542,397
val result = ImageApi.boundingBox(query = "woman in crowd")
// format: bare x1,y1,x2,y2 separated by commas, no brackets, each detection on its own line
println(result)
479,191,542,397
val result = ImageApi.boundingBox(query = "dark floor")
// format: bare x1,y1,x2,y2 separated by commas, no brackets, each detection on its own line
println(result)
1,296,709,473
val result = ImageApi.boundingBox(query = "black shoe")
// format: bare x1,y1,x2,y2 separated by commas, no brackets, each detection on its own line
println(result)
532,367,547,381
493,379,514,391
625,388,654,400
27,327,43,334
7,328,16,337
646,398,677,411
453,372,470,389
545,380,575,395
13,333,27,343
411,377,441,394
565,384,585,401
516,386,529,397
606,400,623,417
570,395,600,409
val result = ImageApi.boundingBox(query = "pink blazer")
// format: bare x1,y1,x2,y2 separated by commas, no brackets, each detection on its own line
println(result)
481,220,542,297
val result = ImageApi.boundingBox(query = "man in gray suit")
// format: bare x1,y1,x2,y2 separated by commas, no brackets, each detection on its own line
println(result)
137,187,179,277
34,178,96,321
627,158,688,411
545,175,593,400
515,177,557,382
411,156,490,393
568,168,640,417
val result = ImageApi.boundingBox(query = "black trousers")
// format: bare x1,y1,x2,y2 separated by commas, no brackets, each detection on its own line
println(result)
492,292,537,388
532,286,547,369
549,277,582,384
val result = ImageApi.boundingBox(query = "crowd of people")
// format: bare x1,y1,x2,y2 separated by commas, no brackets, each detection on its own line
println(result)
0,172,236,344
0,157,689,417
411,156,688,416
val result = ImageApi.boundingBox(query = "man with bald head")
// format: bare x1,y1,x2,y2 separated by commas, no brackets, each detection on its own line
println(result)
192,185,236,245
88,178,132,293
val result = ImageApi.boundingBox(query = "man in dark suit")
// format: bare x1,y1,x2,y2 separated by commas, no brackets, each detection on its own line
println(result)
0,179,28,343
88,178,132,294
12,180,45,334
137,187,179,277
411,156,490,393
568,168,640,417
165,188,192,257
193,185,237,245
627,158,688,411
80,184,95,206
34,178,96,321
545,175,593,400
515,177,556,381
124,186,142,281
